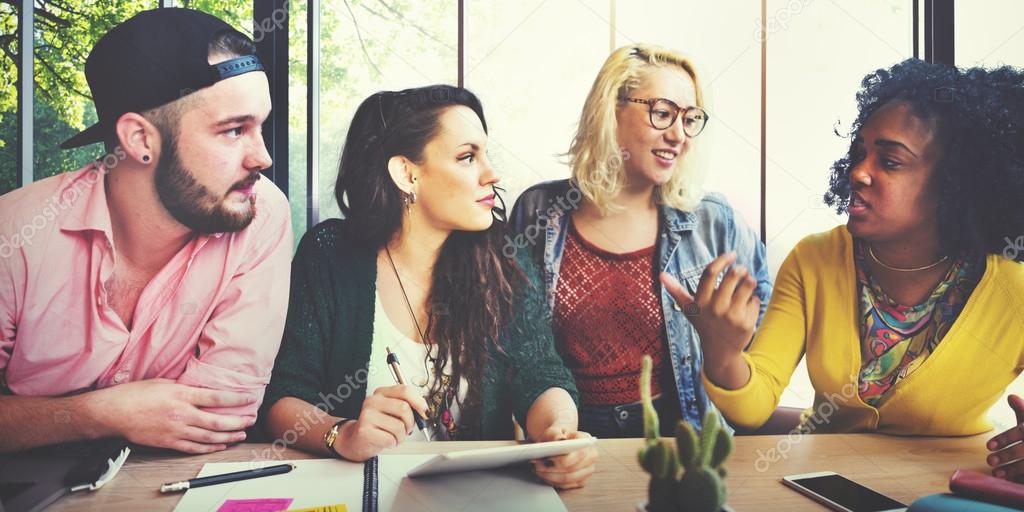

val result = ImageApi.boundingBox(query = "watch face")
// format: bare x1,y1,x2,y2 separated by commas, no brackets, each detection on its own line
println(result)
324,420,352,456
325,424,341,448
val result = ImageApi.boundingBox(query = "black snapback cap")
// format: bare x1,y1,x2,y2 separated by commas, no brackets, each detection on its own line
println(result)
61,8,265,149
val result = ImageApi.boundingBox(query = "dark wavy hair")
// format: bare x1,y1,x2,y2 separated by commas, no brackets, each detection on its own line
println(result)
824,58,1024,260
334,85,521,439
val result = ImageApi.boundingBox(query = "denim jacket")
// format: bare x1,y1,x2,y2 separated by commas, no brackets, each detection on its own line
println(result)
507,179,772,431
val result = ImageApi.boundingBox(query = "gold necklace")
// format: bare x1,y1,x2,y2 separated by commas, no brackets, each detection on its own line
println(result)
868,245,949,273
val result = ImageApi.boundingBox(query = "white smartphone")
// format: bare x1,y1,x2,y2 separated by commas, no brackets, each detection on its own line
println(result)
781,471,907,512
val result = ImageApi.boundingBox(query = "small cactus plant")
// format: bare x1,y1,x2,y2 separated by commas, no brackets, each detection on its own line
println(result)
637,355,733,512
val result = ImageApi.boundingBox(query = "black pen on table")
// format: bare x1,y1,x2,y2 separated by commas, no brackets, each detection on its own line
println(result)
386,346,432,442
159,463,295,493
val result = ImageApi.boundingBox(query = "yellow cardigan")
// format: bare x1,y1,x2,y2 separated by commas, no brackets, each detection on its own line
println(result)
704,226,1024,436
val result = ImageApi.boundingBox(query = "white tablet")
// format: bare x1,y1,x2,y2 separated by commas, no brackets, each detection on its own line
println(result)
406,437,597,478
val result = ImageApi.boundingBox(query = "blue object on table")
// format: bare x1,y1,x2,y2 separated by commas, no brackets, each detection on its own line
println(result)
908,493,1020,512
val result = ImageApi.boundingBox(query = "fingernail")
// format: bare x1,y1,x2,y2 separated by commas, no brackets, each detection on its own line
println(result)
988,440,999,450
988,454,1000,466
236,432,247,441
995,469,1006,478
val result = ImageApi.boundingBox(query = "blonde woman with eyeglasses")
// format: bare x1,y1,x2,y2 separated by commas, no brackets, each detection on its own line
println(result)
510,44,771,438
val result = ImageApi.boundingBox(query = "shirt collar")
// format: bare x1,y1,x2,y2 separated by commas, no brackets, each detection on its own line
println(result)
661,204,696,232
58,162,114,238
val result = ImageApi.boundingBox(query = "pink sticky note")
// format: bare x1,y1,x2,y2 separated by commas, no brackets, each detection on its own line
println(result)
216,498,294,512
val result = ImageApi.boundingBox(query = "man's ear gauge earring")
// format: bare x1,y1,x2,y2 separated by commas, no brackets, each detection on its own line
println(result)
142,155,151,163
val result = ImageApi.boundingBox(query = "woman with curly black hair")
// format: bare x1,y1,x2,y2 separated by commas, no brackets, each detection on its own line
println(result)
659,58,1024,476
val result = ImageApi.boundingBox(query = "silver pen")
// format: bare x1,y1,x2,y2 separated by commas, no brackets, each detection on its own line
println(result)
386,346,432,442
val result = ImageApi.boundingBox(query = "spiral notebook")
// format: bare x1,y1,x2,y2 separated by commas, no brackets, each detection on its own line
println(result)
172,455,566,512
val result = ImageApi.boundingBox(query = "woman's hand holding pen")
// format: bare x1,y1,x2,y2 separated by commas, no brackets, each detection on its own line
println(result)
334,385,430,462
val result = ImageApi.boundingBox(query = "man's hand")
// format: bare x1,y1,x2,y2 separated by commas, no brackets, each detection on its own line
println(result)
87,378,256,454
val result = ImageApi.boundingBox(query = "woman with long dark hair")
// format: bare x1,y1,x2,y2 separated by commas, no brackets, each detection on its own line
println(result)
262,85,596,489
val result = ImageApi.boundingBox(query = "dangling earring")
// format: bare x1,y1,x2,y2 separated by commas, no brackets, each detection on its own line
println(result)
404,191,417,215
403,174,418,215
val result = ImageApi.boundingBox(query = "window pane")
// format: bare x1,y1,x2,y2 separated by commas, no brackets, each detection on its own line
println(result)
955,0,1024,68
32,1,155,182
317,0,458,220
187,0,252,26
464,0,610,205
615,0,762,234
765,0,912,410
288,0,307,249
766,0,912,276
0,2,18,195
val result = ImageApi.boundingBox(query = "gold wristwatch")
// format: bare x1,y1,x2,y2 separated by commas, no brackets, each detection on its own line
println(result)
323,418,352,458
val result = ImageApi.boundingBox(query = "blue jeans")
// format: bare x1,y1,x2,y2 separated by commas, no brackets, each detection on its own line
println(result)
579,395,681,439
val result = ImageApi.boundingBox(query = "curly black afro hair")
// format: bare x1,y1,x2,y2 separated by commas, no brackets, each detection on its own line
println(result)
824,58,1024,260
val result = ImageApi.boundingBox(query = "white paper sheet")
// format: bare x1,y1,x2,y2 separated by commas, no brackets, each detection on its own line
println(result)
172,455,567,512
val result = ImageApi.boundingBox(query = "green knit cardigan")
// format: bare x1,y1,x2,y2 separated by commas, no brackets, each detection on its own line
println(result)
260,219,579,440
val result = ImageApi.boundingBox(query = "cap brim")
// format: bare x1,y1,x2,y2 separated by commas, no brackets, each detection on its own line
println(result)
60,122,107,149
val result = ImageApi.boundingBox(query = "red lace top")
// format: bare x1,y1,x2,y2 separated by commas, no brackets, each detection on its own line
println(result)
552,219,669,405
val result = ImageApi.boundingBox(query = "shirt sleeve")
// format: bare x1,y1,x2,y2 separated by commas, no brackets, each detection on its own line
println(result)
703,244,808,430
0,243,20,385
175,191,293,418
507,254,579,426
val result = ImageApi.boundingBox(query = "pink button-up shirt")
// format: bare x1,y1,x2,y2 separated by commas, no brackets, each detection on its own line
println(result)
0,163,292,417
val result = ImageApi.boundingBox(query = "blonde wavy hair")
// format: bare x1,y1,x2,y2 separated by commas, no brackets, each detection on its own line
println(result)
568,44,708,214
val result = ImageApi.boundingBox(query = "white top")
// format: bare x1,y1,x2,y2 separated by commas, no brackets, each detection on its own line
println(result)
367,291,468,441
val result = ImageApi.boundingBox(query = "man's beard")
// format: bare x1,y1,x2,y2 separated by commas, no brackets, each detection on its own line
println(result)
154,136,258,234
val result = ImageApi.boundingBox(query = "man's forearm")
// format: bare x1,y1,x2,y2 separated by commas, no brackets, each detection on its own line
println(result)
0,393,107,453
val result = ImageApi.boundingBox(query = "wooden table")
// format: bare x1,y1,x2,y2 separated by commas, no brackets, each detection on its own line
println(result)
49,433,991,511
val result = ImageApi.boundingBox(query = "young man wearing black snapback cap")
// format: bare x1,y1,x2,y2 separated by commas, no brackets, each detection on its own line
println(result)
0,8,292,454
